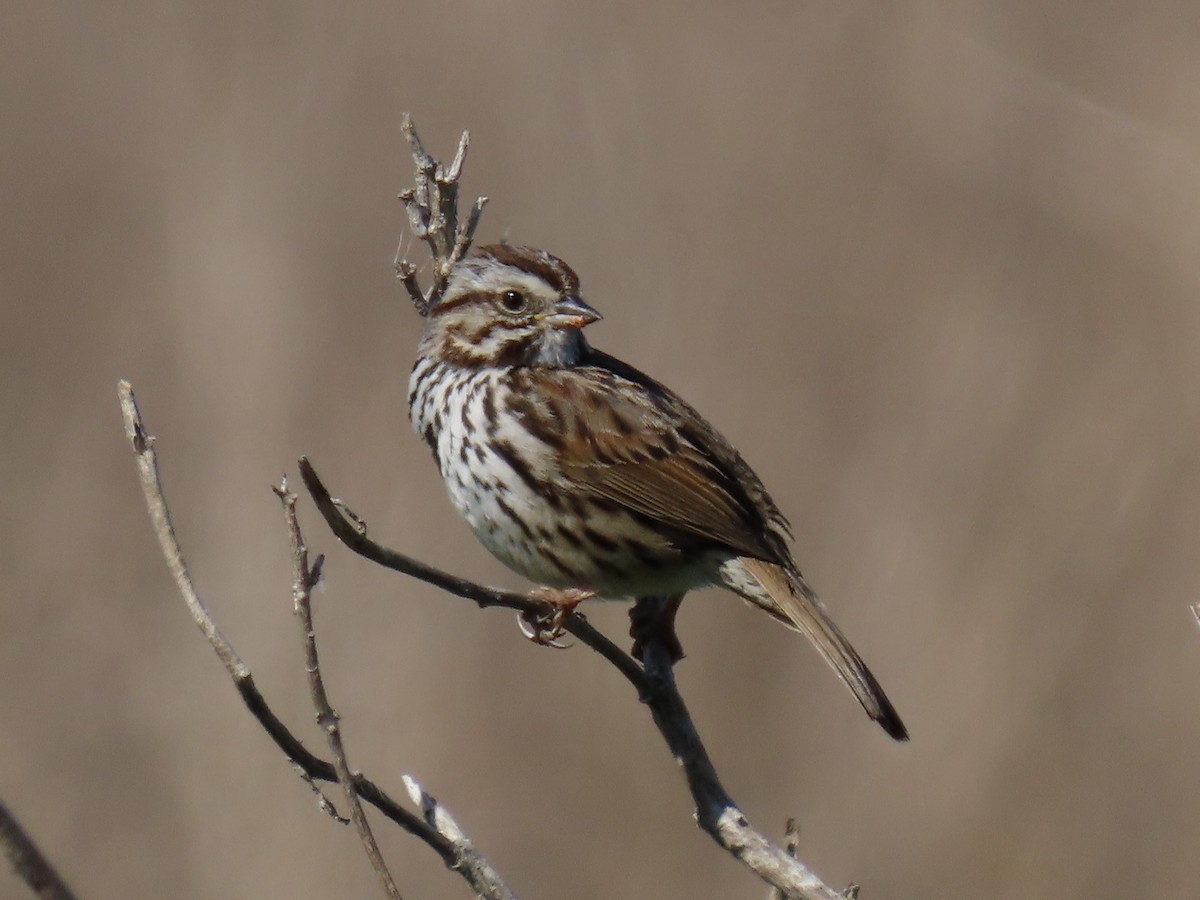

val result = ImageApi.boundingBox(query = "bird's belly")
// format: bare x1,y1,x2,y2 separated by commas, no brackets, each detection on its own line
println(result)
431,402,703,596
413,364,712,597
445,454,709,596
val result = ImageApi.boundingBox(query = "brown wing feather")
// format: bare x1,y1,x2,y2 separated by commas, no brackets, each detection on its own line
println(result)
577,447,776,560
517,347,793,565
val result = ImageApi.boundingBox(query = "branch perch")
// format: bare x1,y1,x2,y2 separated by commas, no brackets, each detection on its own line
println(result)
0,798,78,900
299,459,852,900
345,115,859,898
113,113,872,900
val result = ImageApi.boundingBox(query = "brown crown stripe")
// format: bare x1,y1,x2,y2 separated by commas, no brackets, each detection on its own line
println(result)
474,243,581,296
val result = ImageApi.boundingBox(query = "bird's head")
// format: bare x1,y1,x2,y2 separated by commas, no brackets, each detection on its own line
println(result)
422,244,601,368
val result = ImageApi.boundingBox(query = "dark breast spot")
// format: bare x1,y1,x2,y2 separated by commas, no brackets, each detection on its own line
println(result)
482,388,499,435
491,440,562,511
494,495,535,541
556,524,585,549
581,525,620,554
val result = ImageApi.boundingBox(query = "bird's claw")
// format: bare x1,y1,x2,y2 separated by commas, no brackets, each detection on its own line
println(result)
516,608,574,649
516,587,596,649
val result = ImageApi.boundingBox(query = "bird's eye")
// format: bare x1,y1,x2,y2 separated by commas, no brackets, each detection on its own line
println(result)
499,289,527,313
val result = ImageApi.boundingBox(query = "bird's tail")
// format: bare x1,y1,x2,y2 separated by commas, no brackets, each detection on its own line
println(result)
731,557,908,741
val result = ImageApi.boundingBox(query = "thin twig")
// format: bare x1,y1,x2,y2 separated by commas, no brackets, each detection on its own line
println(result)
297,457,645,688
394,256,426,316
0,798,78,900
118,381,515,900
275,479,402,899
395,114,486,316
403,776,475,857
769,820,798,900
118,381,249,682
454,195,489,264
299,457,852,899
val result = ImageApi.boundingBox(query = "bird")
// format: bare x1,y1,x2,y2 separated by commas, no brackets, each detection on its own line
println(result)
408,243,907,740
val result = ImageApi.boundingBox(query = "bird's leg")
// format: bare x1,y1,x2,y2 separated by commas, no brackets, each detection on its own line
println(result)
629,594,686,664
517,587,595,648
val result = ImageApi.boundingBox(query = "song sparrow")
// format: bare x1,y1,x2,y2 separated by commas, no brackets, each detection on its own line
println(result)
409,244,907,740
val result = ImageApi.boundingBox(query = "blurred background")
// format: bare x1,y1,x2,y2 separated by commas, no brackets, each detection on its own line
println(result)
4,2,1200,898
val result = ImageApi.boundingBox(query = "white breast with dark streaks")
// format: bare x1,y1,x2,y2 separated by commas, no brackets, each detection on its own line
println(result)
408,355,719,596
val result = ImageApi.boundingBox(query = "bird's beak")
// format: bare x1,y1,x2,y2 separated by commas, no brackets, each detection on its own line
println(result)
545,295,602,330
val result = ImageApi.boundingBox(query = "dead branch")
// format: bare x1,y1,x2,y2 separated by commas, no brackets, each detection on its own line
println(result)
394,114,487,316
274,478,401,899
113,113,872,900
0,798,78,900
118,381,515,900
300,459,852,900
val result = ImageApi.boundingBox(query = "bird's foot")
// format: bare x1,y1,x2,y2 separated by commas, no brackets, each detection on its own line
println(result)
517,588,595,649
629,595,686,664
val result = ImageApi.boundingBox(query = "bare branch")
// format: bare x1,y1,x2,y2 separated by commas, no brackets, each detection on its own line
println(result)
393,255,426,315
299,458,855,899
297,457,644,687
395,115,487,316
454,195,489,265
769,819,801,900
402,777,516,900
274,478,402,899
118,381,515,899
435,130,470,263
118,380,249,682
0,798,78,900
639,638,848,900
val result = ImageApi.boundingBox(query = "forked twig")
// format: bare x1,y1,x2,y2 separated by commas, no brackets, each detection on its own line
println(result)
274,479,401,899
339,116,859,897
114,115,869,900
395,114,488,316
118,381,515,900
298,457,644,687
299,458,851,900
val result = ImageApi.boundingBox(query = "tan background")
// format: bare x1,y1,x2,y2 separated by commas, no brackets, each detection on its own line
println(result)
4,3,1200,898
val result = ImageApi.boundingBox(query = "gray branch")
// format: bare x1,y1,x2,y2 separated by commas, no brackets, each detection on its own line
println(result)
274,479,402,899
299,459,853,900
364,117,861,899
395,114,487,317
0,798,78,900
118,381,515,900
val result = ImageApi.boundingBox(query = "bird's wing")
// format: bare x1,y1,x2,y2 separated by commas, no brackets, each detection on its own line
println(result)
506,351,793,565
